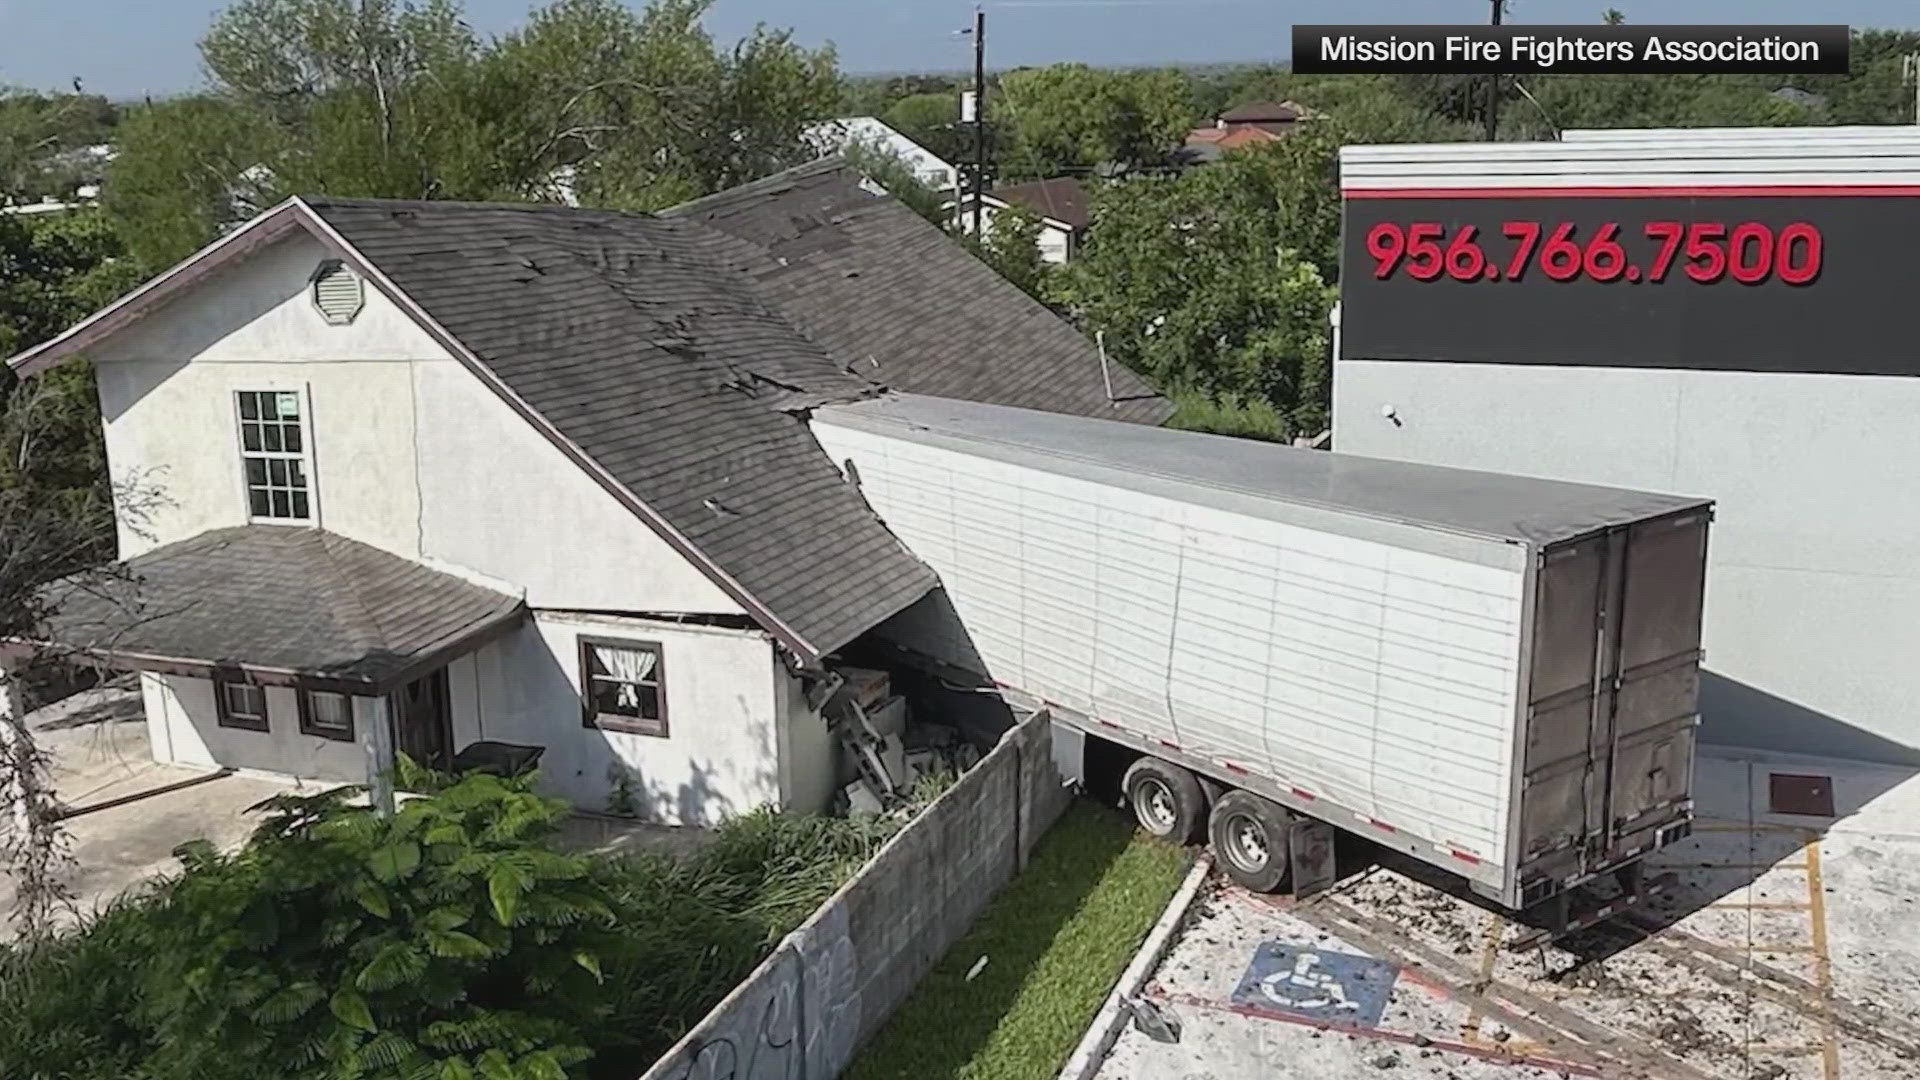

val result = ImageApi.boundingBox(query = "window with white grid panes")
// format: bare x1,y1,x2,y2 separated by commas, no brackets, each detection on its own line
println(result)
235,390,312,522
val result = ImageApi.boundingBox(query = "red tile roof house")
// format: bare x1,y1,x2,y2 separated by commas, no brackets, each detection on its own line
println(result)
1183,100,1324,162
0,160,1168,825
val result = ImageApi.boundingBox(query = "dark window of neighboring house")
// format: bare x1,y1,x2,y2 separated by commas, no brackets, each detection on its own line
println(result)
579,637,667,737
236,390,313,522
215,679,270,732
299,689,355,741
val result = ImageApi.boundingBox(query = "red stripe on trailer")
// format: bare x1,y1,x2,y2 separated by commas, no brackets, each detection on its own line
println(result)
1368,818,1396,833
1097,718,1123,730
1450,849,1482,865
1222,761,1250,775
1157,738,1180,752
1342,183,1920,200
1291,787,1317,801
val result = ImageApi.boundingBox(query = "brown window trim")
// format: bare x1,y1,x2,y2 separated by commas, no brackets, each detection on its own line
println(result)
297,688,356,742
579,635,668,738
214,678,271,732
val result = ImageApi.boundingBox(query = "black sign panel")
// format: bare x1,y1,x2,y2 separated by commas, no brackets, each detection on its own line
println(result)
1341,194,1920,377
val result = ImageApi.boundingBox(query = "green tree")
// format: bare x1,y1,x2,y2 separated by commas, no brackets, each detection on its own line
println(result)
840,137,949,228
106,0,842,266
972,203,1050,302
0,89,119,200
882,91,968,164
132,774,624,1079
996,63,1194,178
0,210,143,514
1057,134,1339,436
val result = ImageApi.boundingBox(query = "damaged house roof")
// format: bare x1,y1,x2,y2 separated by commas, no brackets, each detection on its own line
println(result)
662,158,1173,425
8,194,950,665
302,196,939,662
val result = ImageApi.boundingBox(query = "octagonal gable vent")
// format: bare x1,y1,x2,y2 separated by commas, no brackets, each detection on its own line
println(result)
311,260,364,325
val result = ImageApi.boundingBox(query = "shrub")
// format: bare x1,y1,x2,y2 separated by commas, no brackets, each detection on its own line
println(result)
131,775,618,1080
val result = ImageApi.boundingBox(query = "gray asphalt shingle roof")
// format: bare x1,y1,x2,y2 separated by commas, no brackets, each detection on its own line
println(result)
36,526,526,690
303,196,937,660
988,177,1092,230
662,158,1173,425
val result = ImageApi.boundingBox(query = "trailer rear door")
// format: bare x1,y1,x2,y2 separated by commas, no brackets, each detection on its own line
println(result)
1517,510,1709,887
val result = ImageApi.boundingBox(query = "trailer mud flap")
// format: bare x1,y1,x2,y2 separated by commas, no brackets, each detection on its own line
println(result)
1290,818,1337,899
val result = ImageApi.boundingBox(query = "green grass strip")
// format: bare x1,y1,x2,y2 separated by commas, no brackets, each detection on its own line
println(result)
846,801,1190,1080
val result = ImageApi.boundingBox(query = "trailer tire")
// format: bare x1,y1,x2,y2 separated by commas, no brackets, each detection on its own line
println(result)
1122,757,1207,844
1209,790,1292,893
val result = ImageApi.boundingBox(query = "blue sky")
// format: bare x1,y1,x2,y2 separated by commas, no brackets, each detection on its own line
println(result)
2,0,1914,99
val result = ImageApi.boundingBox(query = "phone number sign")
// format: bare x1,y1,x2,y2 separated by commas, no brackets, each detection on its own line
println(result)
1340,193,1920,377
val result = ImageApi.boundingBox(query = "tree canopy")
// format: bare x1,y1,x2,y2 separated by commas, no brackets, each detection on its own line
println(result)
996,63,1196,178
105,0,841,267
1057,128,1343,438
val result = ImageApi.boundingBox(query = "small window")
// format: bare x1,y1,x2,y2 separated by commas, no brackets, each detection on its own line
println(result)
311,260,364,324
215,680,270,732
580,638,667,737
299,689,355,741
236,390,313,522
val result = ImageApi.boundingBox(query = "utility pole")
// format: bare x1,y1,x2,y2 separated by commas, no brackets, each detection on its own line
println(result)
972,6,987,241
1486,0,1504,141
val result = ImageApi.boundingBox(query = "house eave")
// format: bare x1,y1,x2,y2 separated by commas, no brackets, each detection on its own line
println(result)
3,199,318,378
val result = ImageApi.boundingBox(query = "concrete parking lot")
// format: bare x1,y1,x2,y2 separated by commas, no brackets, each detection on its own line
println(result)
1096,746,1920,1080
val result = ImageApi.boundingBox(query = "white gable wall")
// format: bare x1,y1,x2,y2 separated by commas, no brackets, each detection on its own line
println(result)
89,230,738,614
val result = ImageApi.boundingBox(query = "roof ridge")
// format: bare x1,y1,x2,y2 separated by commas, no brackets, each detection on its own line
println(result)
658,156,850,218
312,531,397,655
300,194,653,220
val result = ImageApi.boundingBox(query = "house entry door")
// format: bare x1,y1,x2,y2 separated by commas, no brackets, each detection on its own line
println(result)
395,668,454,774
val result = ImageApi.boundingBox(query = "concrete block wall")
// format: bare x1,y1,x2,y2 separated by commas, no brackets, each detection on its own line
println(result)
639,710,1073,1080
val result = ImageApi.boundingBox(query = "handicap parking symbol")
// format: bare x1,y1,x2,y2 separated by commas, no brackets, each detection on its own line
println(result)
1230,941,1400,1028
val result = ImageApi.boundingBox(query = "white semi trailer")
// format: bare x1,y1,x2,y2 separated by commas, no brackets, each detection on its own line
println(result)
813,394,1712,932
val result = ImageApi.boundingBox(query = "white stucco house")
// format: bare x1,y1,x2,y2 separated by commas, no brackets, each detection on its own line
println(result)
952,178,1090,265
1,162,1166,827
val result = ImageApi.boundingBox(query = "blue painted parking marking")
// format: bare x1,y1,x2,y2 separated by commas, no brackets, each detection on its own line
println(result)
1230,941,1400,1028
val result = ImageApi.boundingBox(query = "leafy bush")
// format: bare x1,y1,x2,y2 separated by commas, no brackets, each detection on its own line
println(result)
133,775,617,1080
1166,390,1290,443
0,778,914,1080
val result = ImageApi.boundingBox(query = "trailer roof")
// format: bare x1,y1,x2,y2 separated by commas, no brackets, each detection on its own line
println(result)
817,394,1710,547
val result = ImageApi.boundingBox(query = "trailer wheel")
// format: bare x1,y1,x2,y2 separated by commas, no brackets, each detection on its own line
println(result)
1122,757,1207,844
1209,790,1292,893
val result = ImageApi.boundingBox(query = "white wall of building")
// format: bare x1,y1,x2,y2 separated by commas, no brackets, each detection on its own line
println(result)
1334,359,1920,766
954,202,1074,264
410,359,740,613
806,117,959,191
141,671,366,782
458,612,822,825
90,230,738,615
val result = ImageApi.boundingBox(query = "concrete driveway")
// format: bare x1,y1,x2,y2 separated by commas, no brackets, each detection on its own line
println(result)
1095,745,1920,1079
1,682,305,935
